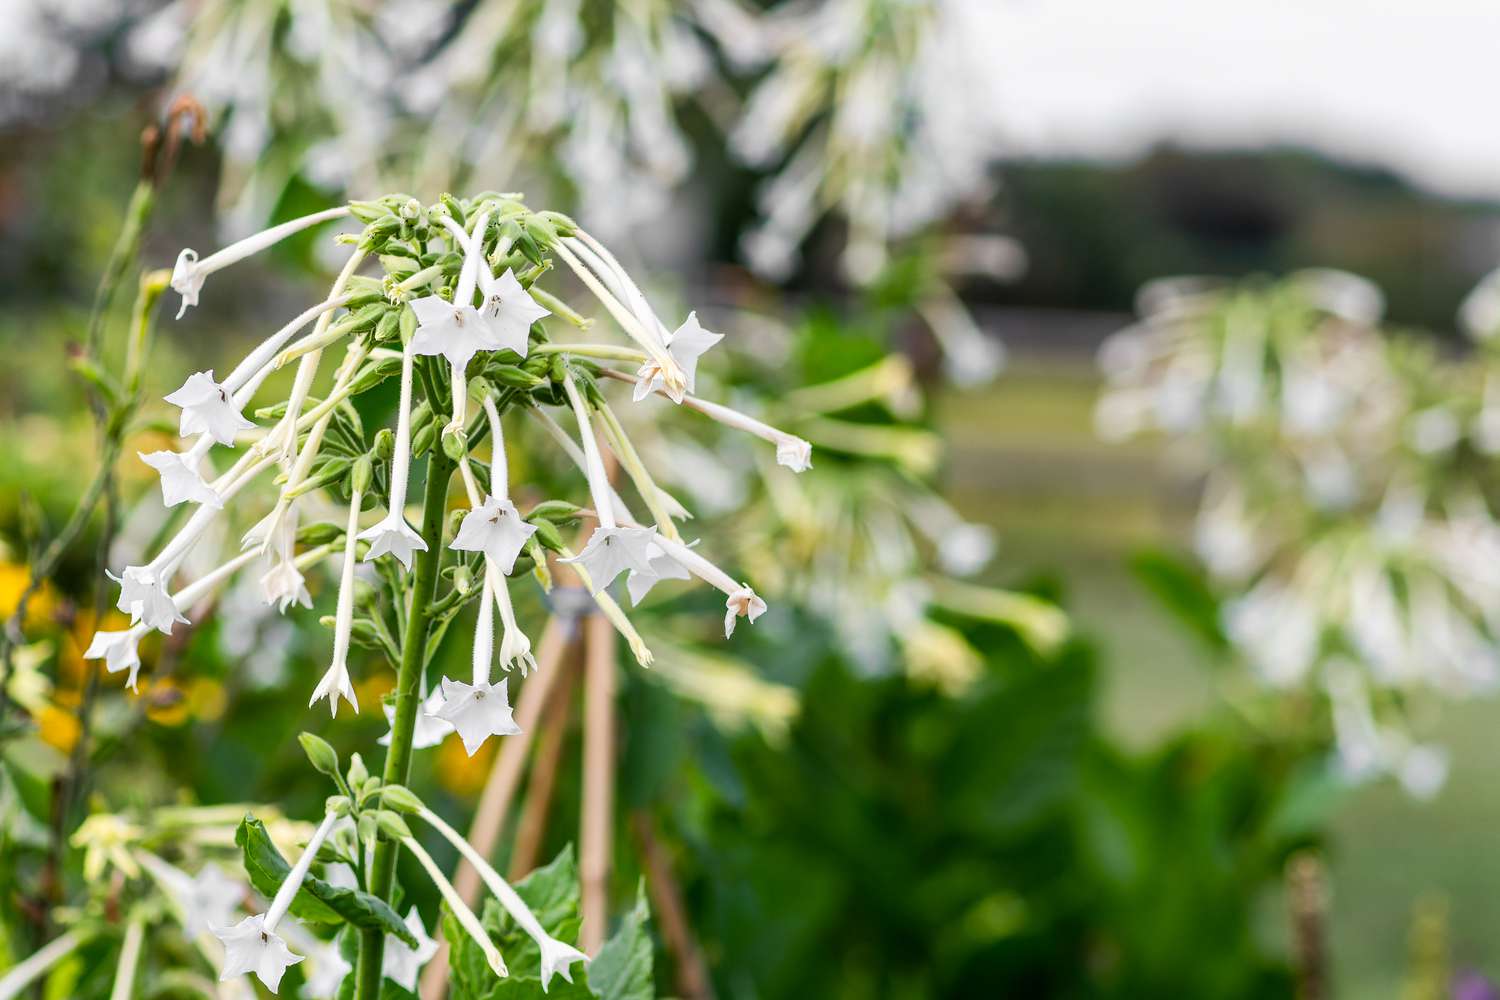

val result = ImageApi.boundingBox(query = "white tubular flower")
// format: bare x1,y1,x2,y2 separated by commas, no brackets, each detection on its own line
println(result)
556,370,657,592
632,311,723,403
171,206,351,318
109,565,188,635
380,685,453,750
400,834,508,978
381,907,439,991
358,345,427,571
213,810,338,992
260,503,312,613
409,212,499,373
651,535,766,638
431,674,521,757
626,538,692,605
310,490,363,717
416,806,588,991
221,293,354,394
91,549,260,688
493,570,537,675
138,448,223,508
616,372,813,472
476,268,551,357
164,371,256,446
430,570,522,754
83,630,144,688
292,931,350,1000
559,525,657,595
451,495,536,575
136,852,243,938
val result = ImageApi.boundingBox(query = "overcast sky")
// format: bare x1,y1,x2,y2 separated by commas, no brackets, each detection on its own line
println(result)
977,1,1500,200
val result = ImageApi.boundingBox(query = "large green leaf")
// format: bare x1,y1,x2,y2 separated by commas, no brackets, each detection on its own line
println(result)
587,881,653,1000
235,816,417,947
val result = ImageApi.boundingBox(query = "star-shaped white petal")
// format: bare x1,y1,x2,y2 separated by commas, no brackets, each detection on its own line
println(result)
626,540,692,605
358,513,429,572
450,496,537,575
164,371,255,445
724,584,767,638
430,677,522,756
775,436,813,473
408,296,493,374
539,936,591,992
381,906,439,991
474,268,550,358
310,657,358,718
633,311,723,403
300,933,351,999
109,565,187,635
139,450,222,508
171,248,205,319
83,629,144,689
260,560,312,613
213,914,304,992
379,687,454,750
558,526,656,595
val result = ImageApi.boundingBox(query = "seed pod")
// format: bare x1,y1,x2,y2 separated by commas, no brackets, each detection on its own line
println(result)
374,308,401,343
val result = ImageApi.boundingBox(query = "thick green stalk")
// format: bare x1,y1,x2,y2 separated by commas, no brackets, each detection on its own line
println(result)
354,443,455,1000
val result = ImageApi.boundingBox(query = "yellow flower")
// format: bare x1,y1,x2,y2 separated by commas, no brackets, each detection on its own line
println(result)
36,704,80,753
143,679,191,727
436,737,494,798
0,562,56,630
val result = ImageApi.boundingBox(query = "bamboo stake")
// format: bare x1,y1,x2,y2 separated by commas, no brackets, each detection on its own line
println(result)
509,652,580,879
579,611,618,953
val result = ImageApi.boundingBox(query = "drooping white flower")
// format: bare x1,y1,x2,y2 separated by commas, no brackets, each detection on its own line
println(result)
626,538,692,605
398,834,508,977
310,491,363,717
296,933,351,1000
774,435,813,473
633,311,722,403
381,906,439,991
139,448,223,508
260,503,311,613
475,267,551,357
492,571,538,675
724,585,768,639
137,853,243,938
83,629,144,689
213,914,304,992
430,676,521,756
379,685,454,750
260,560,313,614
416,806,589,991
171,206,352,318
409,211,501,374
559,526,656,595
358,345,426,571
451,495,537,575
109,565,188,634
213,810,338,992
164,371,255,446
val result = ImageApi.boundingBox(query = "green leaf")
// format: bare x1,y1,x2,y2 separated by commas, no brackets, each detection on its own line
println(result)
588,880,653,1000
235,817,417,946
1128,548,1229,654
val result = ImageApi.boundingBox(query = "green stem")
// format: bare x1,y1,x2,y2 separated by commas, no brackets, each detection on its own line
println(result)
354,442,455,1000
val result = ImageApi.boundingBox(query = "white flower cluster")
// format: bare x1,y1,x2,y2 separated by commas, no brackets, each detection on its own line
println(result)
84,195,811,761
1097,269,1500,797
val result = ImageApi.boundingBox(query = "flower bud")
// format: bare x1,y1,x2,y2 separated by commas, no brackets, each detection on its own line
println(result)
526,500,583,522
298,732,340,779
297,521,345,545
441,426,468,461
379,784,424,814
372,427,395,461
346,752,369,788
352,456,373,495
326,795,351,817
375,810,412,841
529,519,564,553
400,302,418,345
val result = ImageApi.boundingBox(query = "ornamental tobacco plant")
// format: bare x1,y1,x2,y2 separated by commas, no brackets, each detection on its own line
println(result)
65,191,812,997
